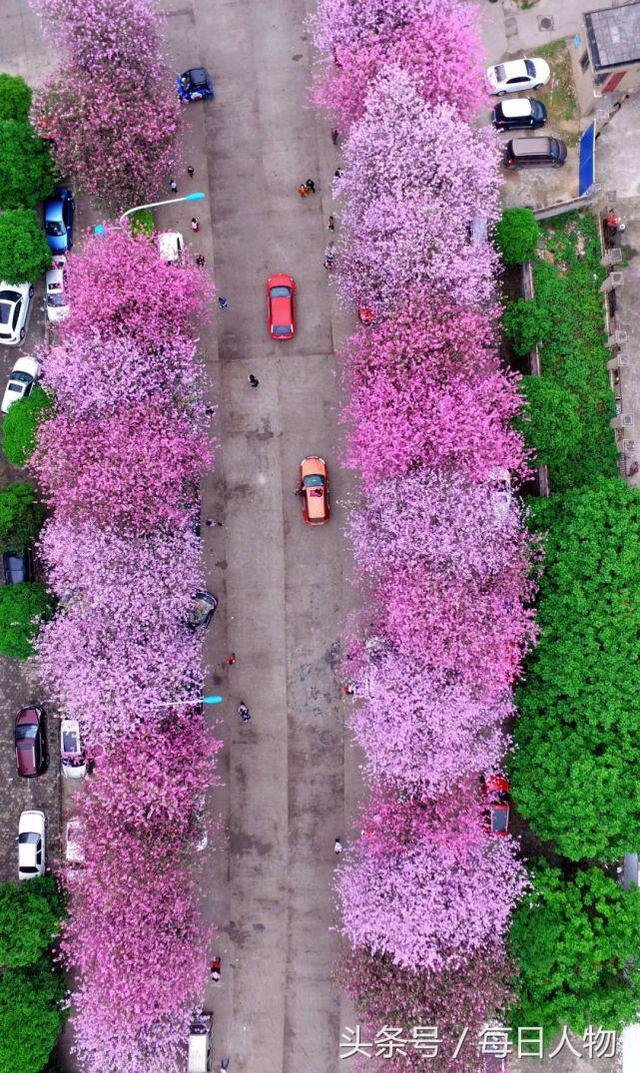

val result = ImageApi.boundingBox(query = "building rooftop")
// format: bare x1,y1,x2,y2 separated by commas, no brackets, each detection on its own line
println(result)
585,2,640,71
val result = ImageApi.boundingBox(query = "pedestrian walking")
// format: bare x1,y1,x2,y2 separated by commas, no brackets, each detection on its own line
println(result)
210,956,221,982
334,168,342,179
226,653,237,665
220,1060,230,1072
205,405,215,416
248,374,259,388
191,216,200,232
342,684,355,696
205,518,224,528
187,165,195,178
327,214,335,232
196,254,206,267
334,838,343,855
305,178,316,194
298,183,310,199
323,242,336,271
218,296,229,309
238,702,251,724
169,178,178,193
331,128,339,145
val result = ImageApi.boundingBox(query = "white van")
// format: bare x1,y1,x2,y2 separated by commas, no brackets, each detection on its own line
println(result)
158,231,185,264
188,1013,213,1073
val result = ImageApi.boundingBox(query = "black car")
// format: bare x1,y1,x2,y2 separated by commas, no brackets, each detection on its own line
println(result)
192,591,218,630
3,547,34,585
492,97,547,132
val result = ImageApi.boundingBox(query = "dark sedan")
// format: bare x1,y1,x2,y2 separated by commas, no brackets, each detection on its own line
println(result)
3,548,33,585
492,97,547,132
192,591,218,629
15,707,46,777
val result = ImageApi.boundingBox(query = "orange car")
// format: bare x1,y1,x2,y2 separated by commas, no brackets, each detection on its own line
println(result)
298,456,330,526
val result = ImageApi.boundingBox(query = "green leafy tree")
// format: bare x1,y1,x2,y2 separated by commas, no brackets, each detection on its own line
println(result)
0,75,32,122
0,483,45,551
516,375,583,467
0,120,55,209
0,963,66,1073
2,388,54,466
509,861,640,1037
0,209,51,284
502,299,550,357
512,479,640,860
0,876,64,969
0,582,54,660
494,207,540,264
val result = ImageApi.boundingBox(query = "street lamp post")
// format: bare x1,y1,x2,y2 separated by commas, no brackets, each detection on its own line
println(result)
118,192,206,228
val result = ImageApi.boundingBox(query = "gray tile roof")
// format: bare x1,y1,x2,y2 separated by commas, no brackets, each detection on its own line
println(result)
585,2,640,70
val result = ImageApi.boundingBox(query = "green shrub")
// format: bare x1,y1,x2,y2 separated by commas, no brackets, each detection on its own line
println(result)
0,120,55,209
0,876,64,970
502,298,550,356
494,207,540,264
2,388,53,466
509,861,640,1037
0,209,51,284
517,375,582,467
512,479,640,861
0,75,32,123
0,483,46,550
0,582,54,660
0,963,67,1073
129,208,154,238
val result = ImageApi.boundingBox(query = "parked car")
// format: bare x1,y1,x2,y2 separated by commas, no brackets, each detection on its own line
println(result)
192,590,218,630
492,97,547,131
486,57,550,96
0,282,33,347
60,718,87,779
1,355,41,413
188,1013,213,1073
504,136,567,169
14,706,46,777
18,810,45,881
3,547,34,585
482,775,511,835
297,456,330,526
158,231,184,264
267,273,296,340
44,187,74,252
45,256,69,323
177,67,214,103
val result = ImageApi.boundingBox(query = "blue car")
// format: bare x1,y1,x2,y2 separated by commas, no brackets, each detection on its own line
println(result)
177,68,214,103
44,187,74,253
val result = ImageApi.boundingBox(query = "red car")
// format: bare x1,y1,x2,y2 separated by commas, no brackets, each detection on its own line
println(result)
14,707,46,777
482,774,510,835
267,273,296,340
298,456,330,526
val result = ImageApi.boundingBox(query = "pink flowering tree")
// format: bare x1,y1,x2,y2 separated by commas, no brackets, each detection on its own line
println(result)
337,787,528,973
57,227,212,352
36,521,206,748
32,399,212,535
311,8,486,127
350,656,512,795
41,334,206,416
61,713,221,1072
340,946,514,1073
333,69,502,313
30,0,181,210
341,295,527,483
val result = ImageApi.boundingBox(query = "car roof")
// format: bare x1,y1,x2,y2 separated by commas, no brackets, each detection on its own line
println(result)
12,356,39,376
500,59,528,76
46,267,64,287
501,99,533,117
510,137,554,151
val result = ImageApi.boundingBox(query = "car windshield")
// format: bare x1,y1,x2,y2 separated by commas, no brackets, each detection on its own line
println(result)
19,832,40,844
270,286,291,298
16,725,37,740
492,809,509,833
525,59,536,76
273,325,292,336
45,221,64,236
494,64,505,80
10,372,31,385
303,474,324,488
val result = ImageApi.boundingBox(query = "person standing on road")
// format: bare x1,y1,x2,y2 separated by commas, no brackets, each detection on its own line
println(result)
305,178,316,194
218,296,229,309
187,165,195,178
298,183,310,199
169,178,178,193
238,702,251,724
327,214,335,232
191,217,200,232
331,128,339,145
210,956,221,982
248,374,259,388
334,838,343,855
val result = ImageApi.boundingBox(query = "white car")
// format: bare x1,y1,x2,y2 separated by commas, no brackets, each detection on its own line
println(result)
1,355,41,414
45,256,69,324
158,231,184,264
487,57,550,96
18,809,45,881
0,281,33,346
60,717,87,779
